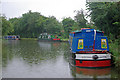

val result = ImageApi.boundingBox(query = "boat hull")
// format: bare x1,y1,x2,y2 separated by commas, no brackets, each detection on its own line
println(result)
75,59,111,68
70,51,112,68
38,38,61,42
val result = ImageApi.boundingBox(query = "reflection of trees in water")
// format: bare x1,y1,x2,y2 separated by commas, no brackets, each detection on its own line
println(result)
2,40,120,79
2,46,12,67
69,64,112,79
2,40,70,66
38,42,71,63
2,40,19,67
69,61,120,79
61,42,71,62
16,41,62,65
110,67,120,79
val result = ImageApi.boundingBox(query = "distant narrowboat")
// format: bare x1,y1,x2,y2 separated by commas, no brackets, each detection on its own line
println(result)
69,28,113,68
38,33,61,42
4,35,20,40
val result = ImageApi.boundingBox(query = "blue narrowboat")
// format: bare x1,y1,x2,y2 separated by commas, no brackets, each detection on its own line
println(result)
69,28,112,68
4,35,20,40
38,33,61,42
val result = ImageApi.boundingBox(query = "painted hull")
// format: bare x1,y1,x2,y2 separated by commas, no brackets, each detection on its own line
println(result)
75,59,111,68
71,51,112,68
38,38,61,42
4,38,20,40
4,36,20,40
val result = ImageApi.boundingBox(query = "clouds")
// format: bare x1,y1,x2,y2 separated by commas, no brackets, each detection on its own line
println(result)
1,0,86,21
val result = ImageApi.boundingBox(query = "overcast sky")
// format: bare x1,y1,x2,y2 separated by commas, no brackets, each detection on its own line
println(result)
1,0,87,21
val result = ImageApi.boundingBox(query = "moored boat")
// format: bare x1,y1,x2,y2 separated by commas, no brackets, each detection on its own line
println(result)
69,28,113,68
38,33,61,42
3,35,20,40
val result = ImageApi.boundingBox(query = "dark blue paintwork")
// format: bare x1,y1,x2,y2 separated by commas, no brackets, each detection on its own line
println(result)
69,29,109,53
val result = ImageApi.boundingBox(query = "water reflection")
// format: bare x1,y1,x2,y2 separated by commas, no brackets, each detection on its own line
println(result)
69,64,111,78
69,58,120,79
2,40,72,78
38,41,52,50
2,40,120,78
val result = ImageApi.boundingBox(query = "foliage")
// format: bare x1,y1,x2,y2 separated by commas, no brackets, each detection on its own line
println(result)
9,11,62,38
61,17,78,38
2,2,120,40
86,2,120,41
2,16,14,35
86,2,120,66
2,8,89,39
109,40,120,67
42,16,62,35
74,9,87,28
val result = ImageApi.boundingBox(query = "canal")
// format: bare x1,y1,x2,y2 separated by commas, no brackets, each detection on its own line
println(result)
2,40,120,79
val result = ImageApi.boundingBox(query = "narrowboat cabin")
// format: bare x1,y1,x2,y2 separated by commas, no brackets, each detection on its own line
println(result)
69,28,112,68
4,35,20,40
38,33,61,42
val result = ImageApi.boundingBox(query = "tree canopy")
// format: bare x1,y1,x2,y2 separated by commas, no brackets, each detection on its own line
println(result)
86,2,120,41
8,11,62,38
2,2,120,40
2,16,13,35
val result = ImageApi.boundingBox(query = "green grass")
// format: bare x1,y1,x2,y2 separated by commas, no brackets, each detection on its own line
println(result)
20,38,38,40
109,41,120,67
61,38,69,42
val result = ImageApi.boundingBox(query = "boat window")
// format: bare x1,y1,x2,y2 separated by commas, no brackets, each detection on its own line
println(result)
86,30,91,32
101,39,107,48
78,39,83,49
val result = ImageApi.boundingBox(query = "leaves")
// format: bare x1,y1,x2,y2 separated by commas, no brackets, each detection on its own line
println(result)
61,17,78,38
74,9,87,28
86,2,120,39
2,16,14,35
8,11,62,38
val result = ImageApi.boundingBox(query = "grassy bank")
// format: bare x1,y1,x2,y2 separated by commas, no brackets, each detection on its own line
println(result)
61,39,69,42
109,40,120,67
20,38,38,40
21,38,69,42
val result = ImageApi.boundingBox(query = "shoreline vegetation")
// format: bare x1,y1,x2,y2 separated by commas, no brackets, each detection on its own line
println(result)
20,38,38,40
109,41,120,67
20,38,69,42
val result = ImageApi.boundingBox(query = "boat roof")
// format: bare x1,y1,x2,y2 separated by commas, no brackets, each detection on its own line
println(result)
70,28,103,34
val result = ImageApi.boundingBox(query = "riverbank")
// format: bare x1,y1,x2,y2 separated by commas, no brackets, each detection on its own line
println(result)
60,39,69,42
20,38,69,42
20,38,38,40
109,41,120,67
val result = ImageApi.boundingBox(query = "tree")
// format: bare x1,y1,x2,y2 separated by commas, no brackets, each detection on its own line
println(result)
2,16,13,35
9,11,62,38
43,16,62,35
86,2,120,40
62,17,78,38
74,9,87,28
9,17,21,35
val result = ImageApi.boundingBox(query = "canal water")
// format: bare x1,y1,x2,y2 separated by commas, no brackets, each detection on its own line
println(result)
2,40,120,79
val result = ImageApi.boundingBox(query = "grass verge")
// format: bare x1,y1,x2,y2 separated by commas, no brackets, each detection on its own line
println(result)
109,40,120,67
20,38,38,40
61,39,69,42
